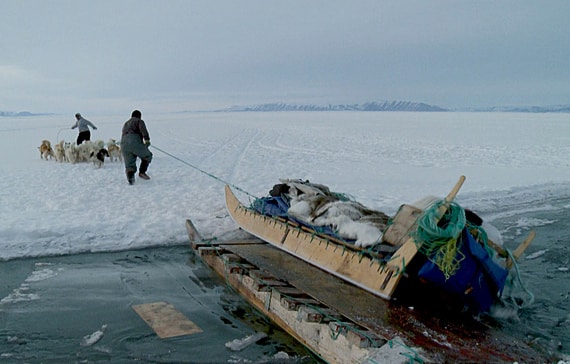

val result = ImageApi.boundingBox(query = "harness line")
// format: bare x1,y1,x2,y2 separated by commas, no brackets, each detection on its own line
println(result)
56,127,70,143
150,144,257,199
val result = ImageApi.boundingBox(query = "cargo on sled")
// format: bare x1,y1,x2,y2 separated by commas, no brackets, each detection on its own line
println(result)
225,175,535,314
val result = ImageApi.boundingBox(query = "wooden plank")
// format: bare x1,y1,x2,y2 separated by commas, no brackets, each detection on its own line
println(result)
272,286,308,298
132,301,203,339
382,204,423,247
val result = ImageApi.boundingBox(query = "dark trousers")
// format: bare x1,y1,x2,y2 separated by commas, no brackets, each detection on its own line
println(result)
121,134,153,174
77,131,91,145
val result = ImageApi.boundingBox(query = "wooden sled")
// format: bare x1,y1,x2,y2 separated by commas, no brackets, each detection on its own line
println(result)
186,218,550,364
226,175,536,302
225,176,468,299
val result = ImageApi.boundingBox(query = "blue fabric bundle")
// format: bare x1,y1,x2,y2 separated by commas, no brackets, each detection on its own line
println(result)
251,196,342,239
418,228,508,313
252,196,290,217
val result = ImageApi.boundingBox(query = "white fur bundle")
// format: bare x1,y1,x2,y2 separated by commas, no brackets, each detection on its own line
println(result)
280,180,388,247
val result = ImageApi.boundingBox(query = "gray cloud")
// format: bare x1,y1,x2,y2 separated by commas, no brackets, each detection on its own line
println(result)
1,1,569,113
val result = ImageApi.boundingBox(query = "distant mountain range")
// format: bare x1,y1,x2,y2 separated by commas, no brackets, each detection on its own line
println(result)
219,101,570,113
0,111,41,117
3,101,570,116
468,105,570,113
220,100,448,112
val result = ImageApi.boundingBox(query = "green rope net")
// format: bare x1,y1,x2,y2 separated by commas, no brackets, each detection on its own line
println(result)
413,200,466,280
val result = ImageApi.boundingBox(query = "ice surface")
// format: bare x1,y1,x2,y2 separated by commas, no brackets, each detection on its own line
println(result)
2,111,570,261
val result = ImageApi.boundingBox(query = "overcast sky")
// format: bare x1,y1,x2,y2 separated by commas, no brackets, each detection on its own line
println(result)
1,1,569,114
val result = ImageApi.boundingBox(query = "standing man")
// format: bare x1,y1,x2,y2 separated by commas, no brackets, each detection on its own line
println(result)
71,113,97,145
121,109,152,185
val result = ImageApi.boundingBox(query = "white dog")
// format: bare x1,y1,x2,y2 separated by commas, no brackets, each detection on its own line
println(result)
76,141,95,163
53,140,66,162
64,142,78,164
93,139,105,150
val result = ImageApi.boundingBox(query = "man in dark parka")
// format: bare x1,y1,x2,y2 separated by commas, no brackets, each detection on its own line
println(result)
121,109,152,185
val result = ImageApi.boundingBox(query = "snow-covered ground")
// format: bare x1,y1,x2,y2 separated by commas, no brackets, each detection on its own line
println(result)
1,111,569,261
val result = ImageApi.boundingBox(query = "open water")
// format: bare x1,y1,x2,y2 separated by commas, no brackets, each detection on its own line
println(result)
461,184,570,362
0,187,569,363
0,246,319,363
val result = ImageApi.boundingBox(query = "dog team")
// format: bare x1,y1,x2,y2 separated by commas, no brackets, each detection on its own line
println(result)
38,138,120,168
38,110,152,185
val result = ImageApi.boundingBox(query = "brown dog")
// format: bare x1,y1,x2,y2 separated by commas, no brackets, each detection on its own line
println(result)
107,138,122,162
38,140,54,160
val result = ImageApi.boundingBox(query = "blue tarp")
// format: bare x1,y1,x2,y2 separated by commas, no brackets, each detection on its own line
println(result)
251,196,341,239
418,228,508,313
252,196,290,217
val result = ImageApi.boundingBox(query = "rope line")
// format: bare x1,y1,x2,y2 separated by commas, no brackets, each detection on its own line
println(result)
150,144,257,199
503,248,535,308
56,127,71,142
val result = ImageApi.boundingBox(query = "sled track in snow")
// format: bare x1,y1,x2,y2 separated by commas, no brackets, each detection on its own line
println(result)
189,128,261,186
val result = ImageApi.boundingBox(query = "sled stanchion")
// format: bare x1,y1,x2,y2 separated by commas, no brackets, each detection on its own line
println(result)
440,175,465,216
506,231,536,269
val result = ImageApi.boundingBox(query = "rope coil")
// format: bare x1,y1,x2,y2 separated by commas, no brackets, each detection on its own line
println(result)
413,200,466,279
